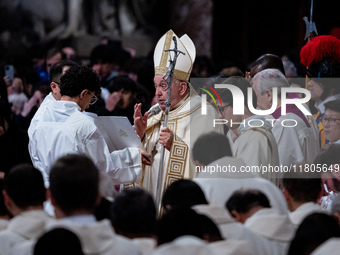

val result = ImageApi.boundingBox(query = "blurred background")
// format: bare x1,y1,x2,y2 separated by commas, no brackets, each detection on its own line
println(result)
0,0,339,71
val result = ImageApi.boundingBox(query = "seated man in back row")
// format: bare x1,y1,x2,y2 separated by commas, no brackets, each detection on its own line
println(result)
193,132,288,214
30,65,151,189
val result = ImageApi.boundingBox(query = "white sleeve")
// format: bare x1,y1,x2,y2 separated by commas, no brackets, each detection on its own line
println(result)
107,147,142,184
272,121,304,166
84,130,142,185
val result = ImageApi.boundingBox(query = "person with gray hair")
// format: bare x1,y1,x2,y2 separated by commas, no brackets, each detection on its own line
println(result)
252,68,319,166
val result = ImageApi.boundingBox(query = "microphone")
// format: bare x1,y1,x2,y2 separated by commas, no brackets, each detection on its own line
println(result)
147,103,162,117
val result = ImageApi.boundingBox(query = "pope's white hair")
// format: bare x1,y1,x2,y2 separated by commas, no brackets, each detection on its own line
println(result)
252,68,289,96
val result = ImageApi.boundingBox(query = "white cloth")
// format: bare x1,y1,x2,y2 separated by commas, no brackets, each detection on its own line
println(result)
208,239,253,255
192,205,277,255
101,87,110,102
289,202,327,227
194,156,288,214
0,210,54,255
244,208,295,255
8,92,28,113
314,94,340,115
271,112,319,166
226,129,238,145
0,219,8,231
132,237,156,255
46,218,140,255
152,236,216,255
28,92,56,139
30,100,142,187
137,91,223,202
320,191,338,210
334,139,340,144
234,115,280,185
311,237,340,255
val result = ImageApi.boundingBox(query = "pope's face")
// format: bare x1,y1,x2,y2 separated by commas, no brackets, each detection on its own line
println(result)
154,75,184,111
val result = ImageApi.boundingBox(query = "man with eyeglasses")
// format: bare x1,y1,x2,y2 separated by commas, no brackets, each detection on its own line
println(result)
30,65,151,194
322,100,340,144
216,77,280,185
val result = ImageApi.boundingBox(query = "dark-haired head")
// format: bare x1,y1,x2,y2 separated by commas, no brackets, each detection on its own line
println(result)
110,188,156,238
193,132,232,166
288,213,340,255
4,164,45,213
49,154,99,217
34,228,84,255
162,179,208,212
226,189,271,223
59,65,100,98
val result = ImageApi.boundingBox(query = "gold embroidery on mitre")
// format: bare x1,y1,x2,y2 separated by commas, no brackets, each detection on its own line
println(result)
159,30,173,71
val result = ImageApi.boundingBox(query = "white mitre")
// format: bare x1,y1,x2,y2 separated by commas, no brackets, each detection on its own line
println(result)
154,29,196,82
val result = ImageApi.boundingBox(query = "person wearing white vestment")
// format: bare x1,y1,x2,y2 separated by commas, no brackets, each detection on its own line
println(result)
155,207,252,255
215,76,280,185
30,65,151,188
152,235,217,255
192,132,288,214
28,60,78,141
133,29,222,203
193,205,275,255
252,68,319,167
159,179,274,255
46,154,140,255
311,238,340,255
110,188,157,255
287,213,340,255
282,170,325,227
0,164,54,255
226,190,295,255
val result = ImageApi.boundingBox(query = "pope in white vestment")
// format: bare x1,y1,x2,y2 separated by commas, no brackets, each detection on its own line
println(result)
132,30,222,202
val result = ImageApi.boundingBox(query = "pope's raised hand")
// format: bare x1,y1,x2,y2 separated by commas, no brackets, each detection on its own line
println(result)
159,127,173,151
134,103,148,140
